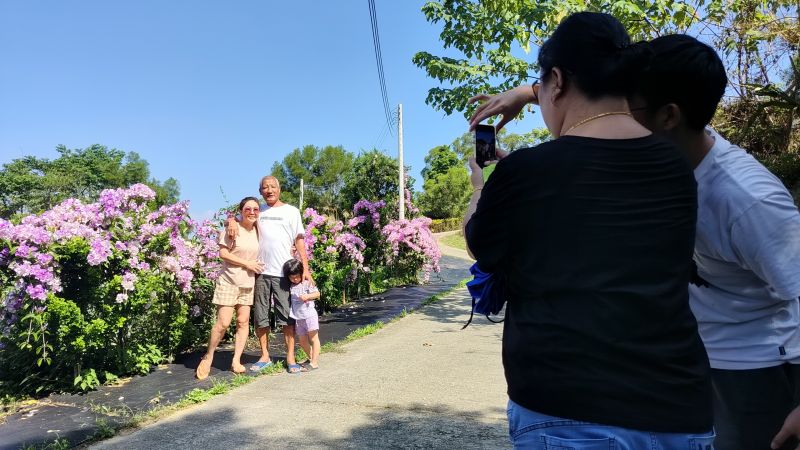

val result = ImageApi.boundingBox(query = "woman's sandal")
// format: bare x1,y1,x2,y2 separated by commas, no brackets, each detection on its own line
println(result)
196,354,212,380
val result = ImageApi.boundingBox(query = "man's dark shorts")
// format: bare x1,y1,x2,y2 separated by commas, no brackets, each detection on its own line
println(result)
254,274,294,329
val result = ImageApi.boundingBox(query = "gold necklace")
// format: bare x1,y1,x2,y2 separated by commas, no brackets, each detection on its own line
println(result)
563,111,632,135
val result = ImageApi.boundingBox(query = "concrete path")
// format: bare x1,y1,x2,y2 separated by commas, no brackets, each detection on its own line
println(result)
91,287,509,449
434,230,474,261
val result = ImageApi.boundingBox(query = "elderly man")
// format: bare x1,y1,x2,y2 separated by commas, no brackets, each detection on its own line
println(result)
227,176,310,374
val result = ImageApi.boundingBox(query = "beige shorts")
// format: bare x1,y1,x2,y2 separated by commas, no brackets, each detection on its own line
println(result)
212,282,255,306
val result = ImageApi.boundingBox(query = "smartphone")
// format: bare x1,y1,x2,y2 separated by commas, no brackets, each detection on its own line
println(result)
475,124,496,168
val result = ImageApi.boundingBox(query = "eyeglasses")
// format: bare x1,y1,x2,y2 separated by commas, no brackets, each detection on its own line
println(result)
242,207,259,213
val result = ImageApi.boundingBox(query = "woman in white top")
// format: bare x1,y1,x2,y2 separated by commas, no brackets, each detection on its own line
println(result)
196,197,264,379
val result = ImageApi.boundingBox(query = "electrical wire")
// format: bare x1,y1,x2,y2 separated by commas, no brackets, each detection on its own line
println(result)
367,0,395,135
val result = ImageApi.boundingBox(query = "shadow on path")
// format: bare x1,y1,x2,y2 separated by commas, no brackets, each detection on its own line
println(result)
92,403,508,449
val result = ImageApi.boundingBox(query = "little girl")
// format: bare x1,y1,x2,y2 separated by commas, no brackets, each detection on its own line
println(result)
284,259,321,371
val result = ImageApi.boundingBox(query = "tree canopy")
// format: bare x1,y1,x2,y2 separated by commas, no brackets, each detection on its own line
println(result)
0,145,179,219
414,0,799,194
413,0,797,118
339,150,414,218
270,145,355,216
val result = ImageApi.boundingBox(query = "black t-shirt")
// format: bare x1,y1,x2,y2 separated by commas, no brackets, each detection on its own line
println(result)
465,135,712,433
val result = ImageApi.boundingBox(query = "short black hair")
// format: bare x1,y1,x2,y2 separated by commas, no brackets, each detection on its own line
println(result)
283,258,303,278
636,34,727,131
537,12,652,99
238,196,259,211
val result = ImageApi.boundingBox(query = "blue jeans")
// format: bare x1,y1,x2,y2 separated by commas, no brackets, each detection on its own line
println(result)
507,399,715,450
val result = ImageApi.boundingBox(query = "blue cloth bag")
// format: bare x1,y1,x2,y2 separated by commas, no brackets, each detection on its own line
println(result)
463,263,506,329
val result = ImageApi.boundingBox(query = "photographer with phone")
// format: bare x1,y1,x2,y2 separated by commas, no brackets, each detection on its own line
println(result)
462,12,713,448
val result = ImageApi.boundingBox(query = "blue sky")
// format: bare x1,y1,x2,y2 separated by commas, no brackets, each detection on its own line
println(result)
0,1,543,219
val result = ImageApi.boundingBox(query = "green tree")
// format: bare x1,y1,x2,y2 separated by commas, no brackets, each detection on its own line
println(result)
0,145,179,218
416,129,551,219
415,0,799,195
270,145,355,216
339,150,414,218
421,145,461,180
418,165,472,219
413,0,796,118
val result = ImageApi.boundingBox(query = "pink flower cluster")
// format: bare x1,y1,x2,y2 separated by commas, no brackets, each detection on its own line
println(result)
382,217,441,282
0,184,221,334
352,199,385,229
305,199,441,284
303,208,367,269
404,188,420,216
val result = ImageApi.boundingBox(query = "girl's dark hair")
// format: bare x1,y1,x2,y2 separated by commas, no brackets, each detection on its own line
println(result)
283,258,303,278
537,12,652,99
238,196,260,211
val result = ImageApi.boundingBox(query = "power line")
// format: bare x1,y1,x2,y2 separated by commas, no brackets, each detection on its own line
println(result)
370,120,392,151
367,0,394,135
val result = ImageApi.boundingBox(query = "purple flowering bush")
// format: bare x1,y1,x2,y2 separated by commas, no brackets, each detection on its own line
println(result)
382,217,441,283
0,184,219,395
0,186,439,396
303,199,440,309
302,208,366,310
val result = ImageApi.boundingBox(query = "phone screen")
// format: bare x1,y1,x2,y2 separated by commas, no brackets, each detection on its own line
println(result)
475,124,496,168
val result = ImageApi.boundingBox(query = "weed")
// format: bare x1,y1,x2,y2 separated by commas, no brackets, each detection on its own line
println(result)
19,437,70,450
229,374,252,388
93,418,116,440
179,388,213,405
87,401,132,418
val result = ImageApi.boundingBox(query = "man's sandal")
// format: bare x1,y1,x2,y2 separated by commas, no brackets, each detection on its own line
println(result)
287,364,302,374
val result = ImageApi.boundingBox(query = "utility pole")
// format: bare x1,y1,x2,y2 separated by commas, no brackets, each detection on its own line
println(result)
398,103,405,221
299,178,304,210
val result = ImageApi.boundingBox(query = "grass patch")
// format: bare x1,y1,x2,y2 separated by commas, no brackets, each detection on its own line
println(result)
344,321,384,341
439,232,466,251
320,341,345,353
421,293,443,307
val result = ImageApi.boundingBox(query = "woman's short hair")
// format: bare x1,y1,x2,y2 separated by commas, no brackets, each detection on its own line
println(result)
537,12,652,99
283,258,303,278
238,196,260,211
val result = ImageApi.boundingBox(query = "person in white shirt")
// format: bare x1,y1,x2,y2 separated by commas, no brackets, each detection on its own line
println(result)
629,34,800,450
226,176,311,374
